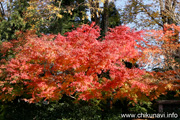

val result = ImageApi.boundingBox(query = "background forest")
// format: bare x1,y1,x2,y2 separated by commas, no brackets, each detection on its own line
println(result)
0,0,180,120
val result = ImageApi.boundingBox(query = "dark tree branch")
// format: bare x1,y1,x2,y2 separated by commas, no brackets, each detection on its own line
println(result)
0,2,5,17
142,5,164,27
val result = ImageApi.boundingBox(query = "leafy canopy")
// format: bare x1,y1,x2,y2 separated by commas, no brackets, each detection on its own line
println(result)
0,23,158,103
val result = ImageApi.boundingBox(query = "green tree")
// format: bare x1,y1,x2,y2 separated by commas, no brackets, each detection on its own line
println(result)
46,0,89,34
0,0,30,41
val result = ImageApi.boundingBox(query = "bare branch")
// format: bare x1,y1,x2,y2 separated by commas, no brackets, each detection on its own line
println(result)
159,0,164,10
142,5,164,27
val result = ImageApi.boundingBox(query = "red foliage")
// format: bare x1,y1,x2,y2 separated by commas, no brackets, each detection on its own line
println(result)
0,42,13,57
140,24,180,99
0,23,158,103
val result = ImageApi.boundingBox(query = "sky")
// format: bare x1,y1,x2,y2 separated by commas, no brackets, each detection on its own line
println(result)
114,0,164,71
115,0,127,9
114,0,159,30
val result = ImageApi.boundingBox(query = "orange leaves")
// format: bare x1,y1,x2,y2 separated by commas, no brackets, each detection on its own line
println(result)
0,23,160,103
140,24,180,74
141,24,180,99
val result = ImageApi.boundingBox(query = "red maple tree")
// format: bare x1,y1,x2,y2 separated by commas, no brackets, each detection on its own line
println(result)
0,23,159,103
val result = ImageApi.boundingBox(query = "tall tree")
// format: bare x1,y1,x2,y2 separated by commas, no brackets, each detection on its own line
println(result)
101,0,109,36
122,0,180,97
0,0,30,41
122,0,180,29
122,0,180,70
101,1,122,37
87,0,122,37
47,0,88,34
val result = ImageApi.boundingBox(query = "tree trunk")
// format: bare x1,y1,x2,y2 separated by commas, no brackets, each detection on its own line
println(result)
101,0,109,37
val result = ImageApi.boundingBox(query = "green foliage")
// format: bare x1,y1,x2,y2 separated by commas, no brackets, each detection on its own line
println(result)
107,2,122,28
0,98,124,120
43,0,89,34
0,12,27,41
128,100,154,113
0,0,31,41
12,0,30,17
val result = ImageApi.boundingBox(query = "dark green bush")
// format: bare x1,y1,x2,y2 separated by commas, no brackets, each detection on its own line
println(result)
0,96,124,120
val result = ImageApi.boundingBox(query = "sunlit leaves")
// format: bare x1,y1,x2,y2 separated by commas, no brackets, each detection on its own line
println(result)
0,23,159,103
141,24,180,98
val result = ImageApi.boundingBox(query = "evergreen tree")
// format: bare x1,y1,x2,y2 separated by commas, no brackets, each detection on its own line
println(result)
46,0,89,35
0,0,30,41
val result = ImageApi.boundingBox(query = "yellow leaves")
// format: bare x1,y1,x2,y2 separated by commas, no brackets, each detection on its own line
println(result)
100,0,105,2
56,13,63,18
67,9,72,15
27,6,34,10
151,11,159,18
165,83,173,90
82,16,85,21
24,0,63,30
54,7,60,11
